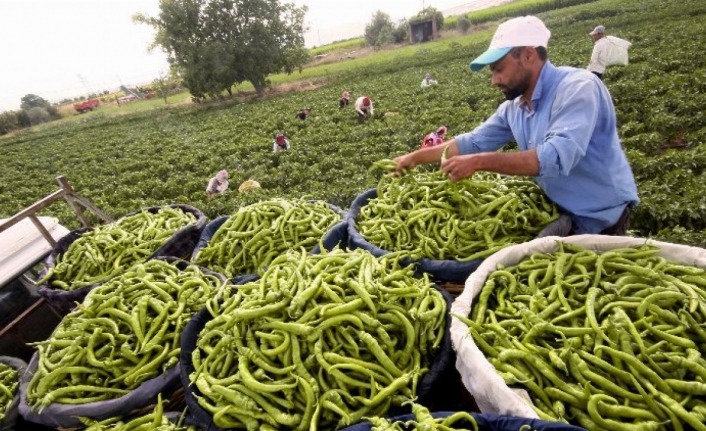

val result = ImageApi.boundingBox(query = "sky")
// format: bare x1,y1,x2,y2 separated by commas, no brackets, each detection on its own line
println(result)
0,0,483,111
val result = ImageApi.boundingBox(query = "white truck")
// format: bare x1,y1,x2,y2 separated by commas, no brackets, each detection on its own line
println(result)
0,176,112,362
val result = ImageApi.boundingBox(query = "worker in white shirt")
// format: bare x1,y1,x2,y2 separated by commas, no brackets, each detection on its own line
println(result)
272,133,291,152
354,96,374,118
587,25,610,80
206,170,229,196
421,73,439,88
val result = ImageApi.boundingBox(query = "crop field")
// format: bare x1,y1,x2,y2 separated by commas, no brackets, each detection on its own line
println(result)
309,38,366,56
445,0,596,27
1,0,706,246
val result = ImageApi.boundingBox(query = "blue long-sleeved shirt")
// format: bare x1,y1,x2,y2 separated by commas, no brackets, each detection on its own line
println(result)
455,61,639,234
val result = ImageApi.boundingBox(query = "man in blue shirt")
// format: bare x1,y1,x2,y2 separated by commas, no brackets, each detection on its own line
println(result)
394,16,638,235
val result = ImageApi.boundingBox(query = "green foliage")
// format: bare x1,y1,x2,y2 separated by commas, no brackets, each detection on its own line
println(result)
392,19,409,44
466,0,597,26
2,0,706,250
364,11,395,47
151,71,180,104
20,94,51,111
25,107,52,126
457,15,471,33
133,0,308,97
309,38,365,56
20,94,60,120
0,111,20,136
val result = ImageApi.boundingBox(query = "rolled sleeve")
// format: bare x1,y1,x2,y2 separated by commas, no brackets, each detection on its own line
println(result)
455,106,514,155
536,142,562,178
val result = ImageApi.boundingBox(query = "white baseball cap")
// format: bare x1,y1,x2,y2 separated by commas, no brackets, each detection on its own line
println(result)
470,16,551,72
589,25,605,36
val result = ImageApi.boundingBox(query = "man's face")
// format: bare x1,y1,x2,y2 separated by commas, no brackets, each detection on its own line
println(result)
592,32,603,41
489,48,533,101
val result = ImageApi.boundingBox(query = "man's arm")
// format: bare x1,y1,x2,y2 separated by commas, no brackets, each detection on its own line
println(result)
369,104,374,116
440,149,540,182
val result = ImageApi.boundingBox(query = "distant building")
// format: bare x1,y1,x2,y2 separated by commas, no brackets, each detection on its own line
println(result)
409,18,438,43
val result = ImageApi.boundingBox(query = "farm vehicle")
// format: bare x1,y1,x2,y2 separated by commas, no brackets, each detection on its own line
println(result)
73,98,100,113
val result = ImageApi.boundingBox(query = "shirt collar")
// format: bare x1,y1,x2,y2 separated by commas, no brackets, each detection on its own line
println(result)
518,60,556,111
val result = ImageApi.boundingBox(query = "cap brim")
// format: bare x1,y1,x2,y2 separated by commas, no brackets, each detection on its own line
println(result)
469,47,512,72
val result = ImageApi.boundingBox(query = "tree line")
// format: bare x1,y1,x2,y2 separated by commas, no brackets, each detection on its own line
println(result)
0,95,62,135
0,1,461,136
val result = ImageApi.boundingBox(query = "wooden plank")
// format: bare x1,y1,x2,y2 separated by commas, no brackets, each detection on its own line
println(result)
0,189,65,234
440,282,464,297
71,194,114,224
57,176,92,228
28,214,57,247
0,298,48,339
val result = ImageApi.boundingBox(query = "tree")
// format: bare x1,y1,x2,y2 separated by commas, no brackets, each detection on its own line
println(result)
20,94,60,120
152,69,180,103
26,107,51,126
20,94,51,111
364,11,395,47
134,0,309,97
392,19,409,43
457,15,471,34
0,111,20,136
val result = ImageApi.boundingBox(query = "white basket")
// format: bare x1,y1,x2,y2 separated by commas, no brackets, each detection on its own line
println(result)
450,234,706,417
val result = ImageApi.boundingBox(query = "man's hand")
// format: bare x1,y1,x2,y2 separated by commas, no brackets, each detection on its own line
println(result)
440,154,481,182
393,153,417,174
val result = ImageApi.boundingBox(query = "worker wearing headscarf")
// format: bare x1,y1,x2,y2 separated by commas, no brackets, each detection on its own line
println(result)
273,133,291,152
206,169,229,195
421,73,439,88
421,126,448,149
354,96,374,118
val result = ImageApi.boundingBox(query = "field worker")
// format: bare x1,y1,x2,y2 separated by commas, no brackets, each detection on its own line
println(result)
421,73,439,88
295,107,311,120
394,16,639,236
339,90,351,108
206,169,229,195
587,25,609,80
355,96,374,118
421,126,448,149
273,133,291,153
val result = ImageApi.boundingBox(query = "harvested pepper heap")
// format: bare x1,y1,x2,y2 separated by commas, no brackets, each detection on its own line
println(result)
457,242,706,429
81,394,196,431
37,207,197,290
366,401,479,430
26,260,228,410
360,161,559,262
191,248,447,430
193,198,342,278
0,362,19,422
